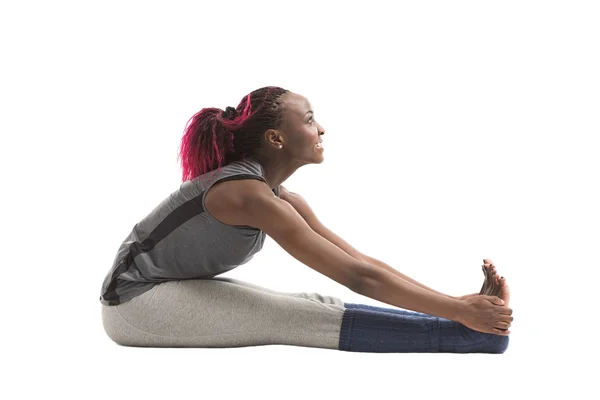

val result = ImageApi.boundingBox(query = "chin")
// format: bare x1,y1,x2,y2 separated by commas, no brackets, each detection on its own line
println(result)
307,146,325,163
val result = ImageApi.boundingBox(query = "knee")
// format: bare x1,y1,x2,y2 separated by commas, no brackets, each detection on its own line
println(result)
101,304,132,346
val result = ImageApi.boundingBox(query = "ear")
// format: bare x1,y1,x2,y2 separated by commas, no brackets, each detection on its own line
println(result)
264,129,283,148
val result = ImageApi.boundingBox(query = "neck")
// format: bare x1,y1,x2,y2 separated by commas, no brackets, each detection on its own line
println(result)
248,153,305,190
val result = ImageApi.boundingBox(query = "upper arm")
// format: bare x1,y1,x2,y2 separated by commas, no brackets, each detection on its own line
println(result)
237,180,365,291
279,185,367,262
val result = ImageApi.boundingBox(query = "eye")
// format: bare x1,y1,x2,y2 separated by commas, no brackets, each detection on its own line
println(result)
308,117,313,123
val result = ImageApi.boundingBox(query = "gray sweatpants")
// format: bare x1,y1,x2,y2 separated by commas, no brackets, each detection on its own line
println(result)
101,277,346,349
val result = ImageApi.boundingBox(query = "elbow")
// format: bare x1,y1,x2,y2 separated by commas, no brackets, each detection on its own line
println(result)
347,261,381,294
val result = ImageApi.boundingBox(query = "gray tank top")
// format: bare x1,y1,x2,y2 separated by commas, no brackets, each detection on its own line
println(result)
99,156,280,306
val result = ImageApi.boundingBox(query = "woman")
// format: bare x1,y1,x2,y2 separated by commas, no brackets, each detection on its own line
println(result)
100,86,513,353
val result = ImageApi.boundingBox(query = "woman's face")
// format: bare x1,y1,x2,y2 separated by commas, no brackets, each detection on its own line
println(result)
266,92,326,163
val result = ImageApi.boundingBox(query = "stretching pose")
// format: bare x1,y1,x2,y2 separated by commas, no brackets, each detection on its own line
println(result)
100,86,513,353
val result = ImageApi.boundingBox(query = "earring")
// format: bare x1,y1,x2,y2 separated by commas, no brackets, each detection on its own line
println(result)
278,145,283,149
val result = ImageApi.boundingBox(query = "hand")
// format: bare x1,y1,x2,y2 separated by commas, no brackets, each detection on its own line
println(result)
456,295,513,335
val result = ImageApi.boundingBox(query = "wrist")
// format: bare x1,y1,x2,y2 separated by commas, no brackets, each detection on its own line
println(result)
449,298,466,322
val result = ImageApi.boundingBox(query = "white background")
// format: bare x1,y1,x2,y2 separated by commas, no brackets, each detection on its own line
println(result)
2,0,598,398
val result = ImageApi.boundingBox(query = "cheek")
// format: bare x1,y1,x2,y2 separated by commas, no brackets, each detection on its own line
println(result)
288,125,318,148
300,126,318,144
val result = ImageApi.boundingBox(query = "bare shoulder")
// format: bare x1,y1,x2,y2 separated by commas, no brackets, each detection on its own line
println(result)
279,184,291,198
277,185,318,226
208,179,303,235
204,178,273,227
279,184,302,200
239,182,300,230
278,184,301,205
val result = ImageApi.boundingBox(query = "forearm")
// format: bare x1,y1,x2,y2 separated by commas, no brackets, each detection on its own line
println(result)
353,265,464,321
361,255,458,300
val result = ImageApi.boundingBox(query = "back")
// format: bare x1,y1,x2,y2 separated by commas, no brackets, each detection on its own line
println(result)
99,156,280,306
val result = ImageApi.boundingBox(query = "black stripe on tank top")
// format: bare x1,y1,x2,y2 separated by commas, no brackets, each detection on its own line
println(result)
101,174,270,305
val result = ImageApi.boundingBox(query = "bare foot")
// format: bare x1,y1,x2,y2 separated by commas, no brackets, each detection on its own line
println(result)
479,263,499,296
498,276,511,307
482,259,510,307
488,265,502,297
478,264,490,295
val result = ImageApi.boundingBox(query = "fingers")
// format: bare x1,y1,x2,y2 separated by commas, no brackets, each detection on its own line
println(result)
499,314,514,323
484,295,505,305
494,312,514,331
494,312,513,324
494,321,512,330
477,326,511,336
495,305,513,315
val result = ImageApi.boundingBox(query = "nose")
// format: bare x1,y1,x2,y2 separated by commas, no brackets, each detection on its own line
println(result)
317,122,325,135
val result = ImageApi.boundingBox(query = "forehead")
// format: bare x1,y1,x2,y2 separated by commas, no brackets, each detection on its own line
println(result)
283,93,311,117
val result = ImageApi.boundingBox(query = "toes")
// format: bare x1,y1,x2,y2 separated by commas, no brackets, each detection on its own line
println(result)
480,265,491,295
490,269,499,287
491,271,502,296
480,266,488,295
483,262,496,273
483,259,498,273
484,265,493,284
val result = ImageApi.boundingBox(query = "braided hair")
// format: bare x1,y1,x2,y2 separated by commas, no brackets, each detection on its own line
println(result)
177,86,289,182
